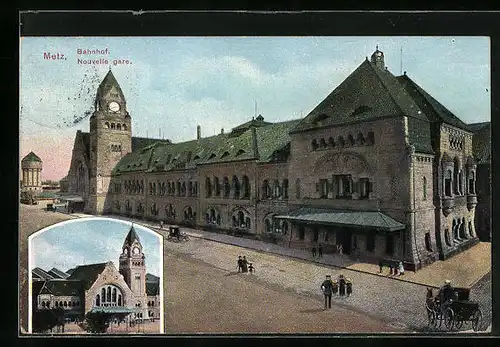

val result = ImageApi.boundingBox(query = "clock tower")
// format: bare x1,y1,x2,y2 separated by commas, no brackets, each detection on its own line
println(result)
119,224,147,297
87,69,132,215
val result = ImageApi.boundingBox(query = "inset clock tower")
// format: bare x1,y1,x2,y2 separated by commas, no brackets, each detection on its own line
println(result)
119,224,147,297
86,69,132,215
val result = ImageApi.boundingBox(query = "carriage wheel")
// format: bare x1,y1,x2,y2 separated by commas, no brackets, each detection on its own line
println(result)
471,309,483,332
427,308,437,330
444,308,455,331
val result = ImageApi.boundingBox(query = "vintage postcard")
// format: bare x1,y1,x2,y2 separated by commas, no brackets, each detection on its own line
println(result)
27,218,163,334
19,33,491,335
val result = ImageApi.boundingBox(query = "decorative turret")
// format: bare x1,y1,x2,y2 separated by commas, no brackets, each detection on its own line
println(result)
119,224,146,296
21,151,43,192
370,46,385,70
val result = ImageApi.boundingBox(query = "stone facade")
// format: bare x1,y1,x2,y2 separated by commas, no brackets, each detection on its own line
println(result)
65,49,481,271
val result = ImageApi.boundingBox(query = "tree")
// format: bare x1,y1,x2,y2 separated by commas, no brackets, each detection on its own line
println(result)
82,311,114,334
32,308,65,333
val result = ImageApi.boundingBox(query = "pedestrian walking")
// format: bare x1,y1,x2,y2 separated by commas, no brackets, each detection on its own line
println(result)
346,278,352,297
321,275,335,309
378,259,384,273
237,256,243,272
242,256,248,273
312,245,317,258
398,261,405,276
389,263,394,276
394,262,399,276
338,244,343,256
159,221,164,229
318,244,323,258
248,262,255,273
338,274,346,297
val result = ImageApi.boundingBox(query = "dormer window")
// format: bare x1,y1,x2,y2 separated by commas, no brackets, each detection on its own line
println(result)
236,149,245,156
220,151,230,159
209,153,216,160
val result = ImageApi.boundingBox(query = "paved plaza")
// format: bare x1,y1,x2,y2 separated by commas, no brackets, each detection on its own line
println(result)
19,206,492,334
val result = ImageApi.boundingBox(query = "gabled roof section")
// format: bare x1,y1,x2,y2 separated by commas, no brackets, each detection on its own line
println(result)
146,273,160,283
96,70,125,101
48,268,70,279
32,267,55,281
39,279,84,296
66,262,107,290
146,282,160,296
256,119,301,162
123,224,141,247
22,151,42,163
396,74,470,132
292,59,426,133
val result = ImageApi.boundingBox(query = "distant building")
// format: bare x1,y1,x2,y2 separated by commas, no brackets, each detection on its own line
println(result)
21,151,43,195
64,48,481,270
59,176,69,193
32,224,161,322
469,122,491,242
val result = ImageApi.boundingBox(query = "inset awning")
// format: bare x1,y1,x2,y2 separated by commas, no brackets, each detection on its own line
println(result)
90,307,135,314
58,195,84,202
275,207,405,231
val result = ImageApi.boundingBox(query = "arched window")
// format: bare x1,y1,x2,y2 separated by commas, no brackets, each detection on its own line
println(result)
282,179,289,199
59,301,63,307
273,179,281,198
107,287,111,302
104,122,110,128
177,182,181,196
311,139,318,150
337,136,345,147
423,177,427,200
214,177,220,196
319,138,326,148
117,123,122,130
367,131,375,145
205,177,212,197
112,288,117,302
55,301,58,307
182,182,186,196
328,137,335,147
123,124,127,130
265,219,272,233
444,169,452,197
118,295,122,306
242,175,250,199
356,132,365,145
223,177,230,197
111,123,116,129
232,175,240,198
102,288,106,302
42,301,46,307
347,134,355,146
262,180,270,199
238,211,245,227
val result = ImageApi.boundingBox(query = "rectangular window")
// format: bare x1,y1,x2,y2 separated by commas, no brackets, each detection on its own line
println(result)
319,179,328,198
425,232,433,252
335,175,353,199
366,233,375,252
359,178,370,199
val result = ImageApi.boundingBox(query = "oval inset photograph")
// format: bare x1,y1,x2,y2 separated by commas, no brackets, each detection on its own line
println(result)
28,218,164,334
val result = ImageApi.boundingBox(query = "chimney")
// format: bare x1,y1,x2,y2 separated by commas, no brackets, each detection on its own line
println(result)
221,128,224,134
197,125,201,140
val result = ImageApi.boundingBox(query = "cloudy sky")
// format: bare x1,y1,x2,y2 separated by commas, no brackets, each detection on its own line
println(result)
29,218,162,276
20,36,490,181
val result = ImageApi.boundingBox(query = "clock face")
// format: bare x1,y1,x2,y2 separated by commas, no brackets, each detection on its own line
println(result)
133,247,140,255
108,101,120,112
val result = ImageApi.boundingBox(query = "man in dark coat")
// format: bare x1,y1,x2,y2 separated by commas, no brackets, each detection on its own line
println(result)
378,259,384,273
321,275,335,309
439,280,455,309
237,256,243,273
312,246,317,258
318,244,323,258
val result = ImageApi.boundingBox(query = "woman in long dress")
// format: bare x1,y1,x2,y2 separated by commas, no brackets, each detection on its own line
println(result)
398,261,405,276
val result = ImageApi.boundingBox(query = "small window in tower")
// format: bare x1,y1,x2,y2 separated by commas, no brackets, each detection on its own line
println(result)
117,123,122,130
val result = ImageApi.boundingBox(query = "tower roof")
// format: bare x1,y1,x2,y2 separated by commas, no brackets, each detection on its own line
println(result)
123,224,141,247
21,151,42,163
96,70,125,101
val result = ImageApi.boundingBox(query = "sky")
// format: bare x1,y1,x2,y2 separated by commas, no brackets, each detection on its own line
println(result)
20,36,490,181
29,218,162,277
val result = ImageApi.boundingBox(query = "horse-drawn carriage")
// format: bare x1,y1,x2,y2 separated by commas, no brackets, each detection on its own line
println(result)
166,226,189,242
426,286,483,331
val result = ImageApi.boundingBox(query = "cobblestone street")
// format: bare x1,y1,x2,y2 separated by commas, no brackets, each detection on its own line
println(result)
19,207,492,333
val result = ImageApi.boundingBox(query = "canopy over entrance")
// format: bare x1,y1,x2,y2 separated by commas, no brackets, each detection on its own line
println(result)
58,195,84,202
90,307,135,314
275,207,405,231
